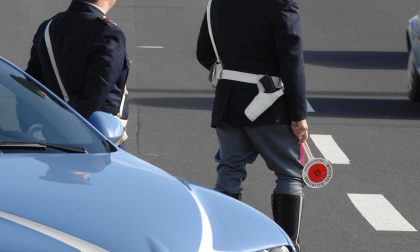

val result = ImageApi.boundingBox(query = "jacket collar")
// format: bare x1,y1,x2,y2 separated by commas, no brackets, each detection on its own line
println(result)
68,0,105,15
83,2,106,14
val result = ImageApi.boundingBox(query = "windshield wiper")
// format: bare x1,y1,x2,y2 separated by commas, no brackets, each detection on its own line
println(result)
0,142,86,153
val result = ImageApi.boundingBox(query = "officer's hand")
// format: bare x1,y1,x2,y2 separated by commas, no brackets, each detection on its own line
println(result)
291,120,309,144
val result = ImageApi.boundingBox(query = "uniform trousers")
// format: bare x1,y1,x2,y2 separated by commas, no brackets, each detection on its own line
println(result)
214,122,304,196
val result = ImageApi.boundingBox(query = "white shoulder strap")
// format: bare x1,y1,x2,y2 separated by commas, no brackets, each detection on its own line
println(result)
44,19,69,102
206,0,221,63
117,87,128,118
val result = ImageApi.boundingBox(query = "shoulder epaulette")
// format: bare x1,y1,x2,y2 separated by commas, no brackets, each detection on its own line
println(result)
98,15,117,26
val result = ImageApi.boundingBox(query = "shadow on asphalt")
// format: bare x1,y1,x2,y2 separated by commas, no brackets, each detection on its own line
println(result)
128,88,214,95
130,97,213,110
308,97,420,120
307,91,406,97
129,95,420,120
304,51,408,70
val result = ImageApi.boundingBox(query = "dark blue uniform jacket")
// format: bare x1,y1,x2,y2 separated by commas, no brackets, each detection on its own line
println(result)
197,0,306,127
26,0,129,119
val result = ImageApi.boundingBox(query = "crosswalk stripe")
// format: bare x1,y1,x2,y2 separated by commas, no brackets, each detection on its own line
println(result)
310,134,350,164
307,100,314,112
348,194,417,232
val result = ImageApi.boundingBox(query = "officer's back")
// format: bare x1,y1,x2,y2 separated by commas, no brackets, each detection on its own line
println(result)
209,0,284,75
27,0,129,118
197,0,305,127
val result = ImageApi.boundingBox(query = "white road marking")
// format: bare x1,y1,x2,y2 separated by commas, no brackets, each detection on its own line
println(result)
310,134,350,164
307,100,314,112
348,194,417,232
0,211,109,251
145,153,159,157
137,46,164,49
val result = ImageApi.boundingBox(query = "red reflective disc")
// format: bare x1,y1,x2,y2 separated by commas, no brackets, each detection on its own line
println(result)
307,163,328,183
302,158,333,188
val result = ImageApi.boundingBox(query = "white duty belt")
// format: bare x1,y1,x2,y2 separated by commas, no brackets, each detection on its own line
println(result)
219,69,285,122
221,69,282,90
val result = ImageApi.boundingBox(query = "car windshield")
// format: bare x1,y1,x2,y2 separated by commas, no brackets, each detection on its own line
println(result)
0,59,107,153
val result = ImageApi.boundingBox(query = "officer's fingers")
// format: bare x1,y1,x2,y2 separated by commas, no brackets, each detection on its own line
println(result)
292,126,308,137
291,120,309,131
294,132,302,141
293,126,309,144
292,128,305,135
297,131,308,144
292,130,301,139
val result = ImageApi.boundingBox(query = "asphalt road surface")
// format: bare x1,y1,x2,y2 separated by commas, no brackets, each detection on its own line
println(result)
1,0,419,251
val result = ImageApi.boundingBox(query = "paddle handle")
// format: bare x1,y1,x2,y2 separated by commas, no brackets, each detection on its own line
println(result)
302,141,314,160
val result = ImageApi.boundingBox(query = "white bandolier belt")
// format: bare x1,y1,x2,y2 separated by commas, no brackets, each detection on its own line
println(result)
221,69,282,89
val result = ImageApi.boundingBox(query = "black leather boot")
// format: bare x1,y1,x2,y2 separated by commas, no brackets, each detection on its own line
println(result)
221,191,242,201
271,193,303,252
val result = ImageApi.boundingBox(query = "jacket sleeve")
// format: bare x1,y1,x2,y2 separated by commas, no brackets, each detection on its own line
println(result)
273,0,307,121
26,24,45,83
196,13,216,70
69,26,126,118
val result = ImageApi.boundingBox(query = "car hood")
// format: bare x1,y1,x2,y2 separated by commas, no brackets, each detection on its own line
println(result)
0,151,290,252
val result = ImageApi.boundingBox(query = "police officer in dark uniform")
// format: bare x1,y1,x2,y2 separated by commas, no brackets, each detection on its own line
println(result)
197,0,308,250
26,0,129,121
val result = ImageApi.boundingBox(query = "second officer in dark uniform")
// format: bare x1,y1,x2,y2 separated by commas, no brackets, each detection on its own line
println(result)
26,0,129,121
197,0,308,250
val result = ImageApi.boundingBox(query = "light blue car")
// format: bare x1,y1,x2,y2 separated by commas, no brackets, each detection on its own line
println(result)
0,56,295,252
407,10,420,101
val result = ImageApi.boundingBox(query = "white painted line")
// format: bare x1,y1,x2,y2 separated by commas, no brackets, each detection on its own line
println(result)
348,194,417,232
310,134,350,164
137,46,164,49
307,100,314,112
